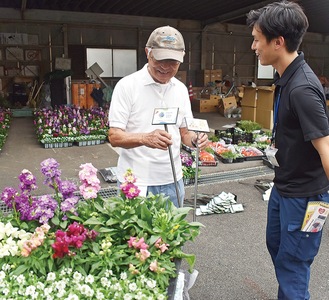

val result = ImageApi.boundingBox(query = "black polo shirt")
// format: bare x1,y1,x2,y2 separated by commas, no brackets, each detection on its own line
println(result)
273,52,329,197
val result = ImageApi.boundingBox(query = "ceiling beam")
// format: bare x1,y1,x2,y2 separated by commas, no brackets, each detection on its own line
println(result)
20,0,27,20
202,0,275,28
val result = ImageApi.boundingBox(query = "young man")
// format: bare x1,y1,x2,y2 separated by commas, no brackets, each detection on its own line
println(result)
247,1,329,299
108,26,208,207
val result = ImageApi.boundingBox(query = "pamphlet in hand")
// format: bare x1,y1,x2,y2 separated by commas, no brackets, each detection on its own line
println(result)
301,201,329,232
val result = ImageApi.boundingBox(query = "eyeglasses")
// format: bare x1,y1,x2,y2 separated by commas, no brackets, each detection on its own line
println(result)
149,53,180,68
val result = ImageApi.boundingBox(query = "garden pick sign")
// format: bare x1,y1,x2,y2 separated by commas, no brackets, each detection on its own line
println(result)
152,107,181,206
185,117,210,221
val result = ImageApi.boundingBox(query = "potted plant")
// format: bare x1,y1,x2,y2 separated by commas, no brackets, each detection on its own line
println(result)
220,150,237,163
0,158,202,299
180,152,201,184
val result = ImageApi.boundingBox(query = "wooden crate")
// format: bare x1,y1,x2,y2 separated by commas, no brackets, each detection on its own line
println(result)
72,83,87,108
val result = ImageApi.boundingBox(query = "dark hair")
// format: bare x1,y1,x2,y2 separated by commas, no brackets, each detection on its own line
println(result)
246,0,309,52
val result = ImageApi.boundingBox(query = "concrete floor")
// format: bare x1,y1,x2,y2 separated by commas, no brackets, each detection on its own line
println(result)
1,113,329,300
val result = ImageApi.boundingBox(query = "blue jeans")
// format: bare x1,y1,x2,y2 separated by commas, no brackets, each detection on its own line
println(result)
267,186,329,300
147,179,185,208
117,179,185,208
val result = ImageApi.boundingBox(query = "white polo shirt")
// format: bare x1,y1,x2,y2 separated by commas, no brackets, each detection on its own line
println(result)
108,64,193,186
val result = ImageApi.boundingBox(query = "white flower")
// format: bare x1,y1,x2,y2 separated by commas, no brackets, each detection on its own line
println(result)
146,279,156,289
57,289,65,298
100,277,110,287
2,288,9,295
16,274,26,285
135,291,144,300
123,294,133,300
1,264,11,272
120,272,127,280
80,284,94,297
46,272,56,282
157,294,166,300
25,285,36,296
36,281,45,290
85,274,94,284
44,287,53,296
5,237,19,256
72,271,83,283
0,271,5,280
128,282,137,292
65,294,79,300
95,291,105,299
55,279,66,290
113,282,122,291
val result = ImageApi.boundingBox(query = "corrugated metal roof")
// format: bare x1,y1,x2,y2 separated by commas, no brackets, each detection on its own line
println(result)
0,0,328,34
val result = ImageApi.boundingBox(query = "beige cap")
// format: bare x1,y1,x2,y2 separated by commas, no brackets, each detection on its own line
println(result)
146,26,185,63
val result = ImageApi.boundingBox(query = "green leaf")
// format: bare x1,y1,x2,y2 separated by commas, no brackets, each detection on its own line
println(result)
51,215,60,226
84,216,104,225
11,264,29,276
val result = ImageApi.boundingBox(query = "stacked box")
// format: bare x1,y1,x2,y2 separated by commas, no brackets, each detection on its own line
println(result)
240,85,275,129
241,86,257,121
256,87,274,129
191,94,219,113
195,69,222,86
218,96,237,116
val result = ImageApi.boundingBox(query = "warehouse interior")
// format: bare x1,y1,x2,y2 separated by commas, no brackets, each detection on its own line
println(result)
0,0,328,115
1,2,329,300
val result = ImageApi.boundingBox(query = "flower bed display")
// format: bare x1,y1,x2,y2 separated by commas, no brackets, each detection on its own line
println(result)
0,158,202,299
34,106,109,148
0,108,12,151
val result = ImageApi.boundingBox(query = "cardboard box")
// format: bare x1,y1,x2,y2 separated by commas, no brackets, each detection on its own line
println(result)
256,108,273,130
257,87,274,110
219,96,237,116
241,86,257,107
210,69,222,82
191,98,218,113
241,105,256,121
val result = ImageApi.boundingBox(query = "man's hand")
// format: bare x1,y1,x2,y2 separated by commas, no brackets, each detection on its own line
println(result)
142,129,172,150
192,132,209,150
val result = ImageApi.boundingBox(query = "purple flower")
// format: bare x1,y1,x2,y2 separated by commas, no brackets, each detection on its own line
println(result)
61,196,79,213
40,158,61,179
18,169,38,193
0,187,18,208
59,180,77,198
40,158,62,189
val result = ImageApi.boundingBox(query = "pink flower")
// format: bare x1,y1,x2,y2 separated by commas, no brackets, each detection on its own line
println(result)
78,163,101,199
128,236,149,250
123,169,137,183
149,260,165,273
79,184,99,199
155,237,169,253
136,249,150,262
121,183,140,199
128,236,137,248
